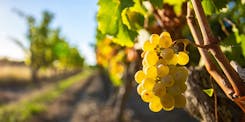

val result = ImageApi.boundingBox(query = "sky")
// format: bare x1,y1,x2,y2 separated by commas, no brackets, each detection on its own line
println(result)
0,0,98,65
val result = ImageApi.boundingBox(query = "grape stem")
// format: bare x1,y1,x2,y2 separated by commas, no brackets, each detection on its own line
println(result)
188,0,245,111
173,39,218,49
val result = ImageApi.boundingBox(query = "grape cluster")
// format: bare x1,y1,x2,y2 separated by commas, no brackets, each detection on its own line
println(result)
134,32,189,112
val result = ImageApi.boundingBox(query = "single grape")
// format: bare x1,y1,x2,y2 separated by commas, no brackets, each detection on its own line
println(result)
137,83,144,95
160,94,175,111
144,51,159,66
174,94,186,108
167,54,178,65
161,75,175,87
149,98,162,112
144,66,158,79
159,32,172,48
160,48,174,60
150,34,160,45
143,40,155,51
170,66,188,83
142,78,155,90
160,32,171,37
153,81,166,97
177,51,189,65
134,70,145,84
141,90,155,103
157,64,169,78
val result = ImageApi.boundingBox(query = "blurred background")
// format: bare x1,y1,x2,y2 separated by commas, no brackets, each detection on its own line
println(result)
0,0,244,122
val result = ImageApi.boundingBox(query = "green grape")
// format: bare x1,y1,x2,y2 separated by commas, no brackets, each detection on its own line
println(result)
157,64,169,78
137,83,144,95
174,94,186,108
144,51,159,66
161,31,171,37
167,54,178,65
159,32,172,48
142,78,155,90
153,81,166,97
160,94,175,111
179,83,187,93
143,40,155,51
141,90,155,103
177,51,189,65
157,58,167,65
144,66,158,79
161,75,175,87
134,70,145,84
149,98,162,112
166,82,182,96
137,32,190,112
150,34,160,45
170,66,188,83
160,48,174,60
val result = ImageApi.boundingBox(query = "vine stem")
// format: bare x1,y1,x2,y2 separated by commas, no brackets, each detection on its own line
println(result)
186,4,233,99
190,0,245,97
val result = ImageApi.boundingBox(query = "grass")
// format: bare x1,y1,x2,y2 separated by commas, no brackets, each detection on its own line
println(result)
0,69,92,122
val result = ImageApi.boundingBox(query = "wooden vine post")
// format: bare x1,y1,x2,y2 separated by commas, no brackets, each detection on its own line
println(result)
187,0,245,112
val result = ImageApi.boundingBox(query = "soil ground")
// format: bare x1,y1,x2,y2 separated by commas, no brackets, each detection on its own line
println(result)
29,71,198,122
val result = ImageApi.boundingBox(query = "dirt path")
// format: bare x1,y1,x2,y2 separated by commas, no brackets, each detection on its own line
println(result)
31,71,198,122
0,71,81,104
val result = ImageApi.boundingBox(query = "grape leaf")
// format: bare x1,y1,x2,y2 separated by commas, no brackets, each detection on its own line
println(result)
240,34,245,57
203,88,214,97
121,8,144,30
202,0,217,15
97,0,120,35
164,0,186,5
131,0,147,16
120,0,134,9
212,0,229,10
164,0,186,15
97,0,137,46
113,21,137,47
149,0,163,9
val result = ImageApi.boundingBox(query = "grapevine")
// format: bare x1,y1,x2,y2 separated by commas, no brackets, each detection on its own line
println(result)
135,32,189,112
96,37,137,86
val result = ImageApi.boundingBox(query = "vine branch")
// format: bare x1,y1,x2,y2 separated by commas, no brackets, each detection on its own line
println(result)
190,0,245,98
186,4,234,99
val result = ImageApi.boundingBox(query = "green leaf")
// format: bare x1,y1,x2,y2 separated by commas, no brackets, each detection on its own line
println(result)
97,0,120,35
202,0,217,15
164,0,186,15
173,3,182,15
233,26,242,43
121,8,144,30
149,0,163,9
240,34,245,57
203,88,214,97
131,0,147,16
164,0,186,5
212,0,229,10
120,0,134,9
113,22,137,47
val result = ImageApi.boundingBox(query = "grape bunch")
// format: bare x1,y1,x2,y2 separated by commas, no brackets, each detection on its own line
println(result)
134,32,189,112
